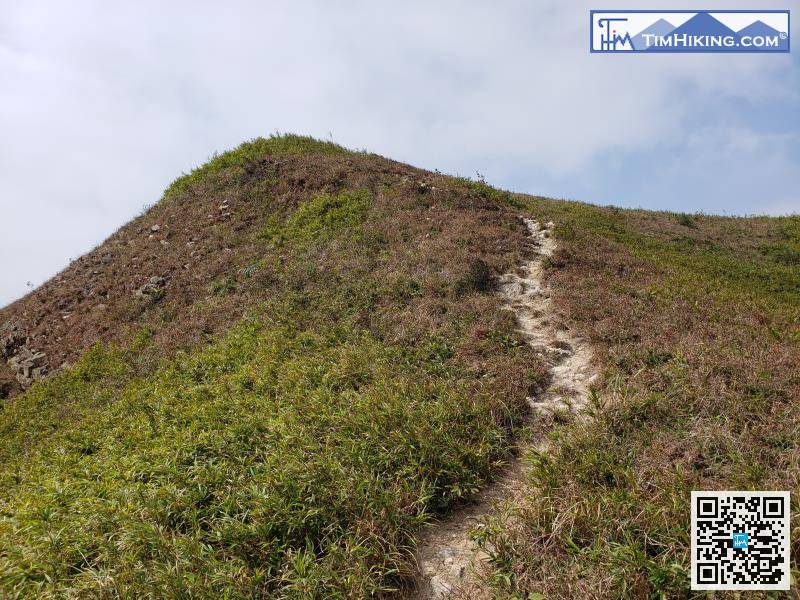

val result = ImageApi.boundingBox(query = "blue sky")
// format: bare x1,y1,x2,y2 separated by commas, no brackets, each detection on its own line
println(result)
0,0,798,306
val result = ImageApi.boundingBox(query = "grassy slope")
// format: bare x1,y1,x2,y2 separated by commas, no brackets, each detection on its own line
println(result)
1,136,798,598
0,137,548,597
478,200,800,598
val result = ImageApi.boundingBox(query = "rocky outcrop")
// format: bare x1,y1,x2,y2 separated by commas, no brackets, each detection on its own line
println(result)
0,326,26,359
135,275,168,303
1,325,49,389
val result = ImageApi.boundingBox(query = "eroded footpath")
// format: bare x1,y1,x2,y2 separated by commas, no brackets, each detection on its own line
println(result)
414,219,597,598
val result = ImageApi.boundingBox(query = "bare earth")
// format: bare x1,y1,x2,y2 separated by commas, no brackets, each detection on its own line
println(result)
413,219,597,598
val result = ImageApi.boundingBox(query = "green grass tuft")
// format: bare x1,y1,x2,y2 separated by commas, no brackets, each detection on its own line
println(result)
261,189,372,245
162,134,352,201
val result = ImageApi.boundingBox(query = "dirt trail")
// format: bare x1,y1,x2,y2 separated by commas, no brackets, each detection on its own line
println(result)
413,219,596,598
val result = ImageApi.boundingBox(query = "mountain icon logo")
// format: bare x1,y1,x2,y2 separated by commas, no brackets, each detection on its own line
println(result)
590,10,790,53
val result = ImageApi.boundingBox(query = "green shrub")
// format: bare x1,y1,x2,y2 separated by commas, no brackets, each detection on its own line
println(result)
286,190,371,240
260,190,372,247
455,259,493,295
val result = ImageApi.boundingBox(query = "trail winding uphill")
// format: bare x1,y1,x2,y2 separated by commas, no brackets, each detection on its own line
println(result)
414,219,598,598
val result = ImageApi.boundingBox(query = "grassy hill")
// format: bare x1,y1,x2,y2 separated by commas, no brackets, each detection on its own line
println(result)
0,136,798,598
475,203,800,597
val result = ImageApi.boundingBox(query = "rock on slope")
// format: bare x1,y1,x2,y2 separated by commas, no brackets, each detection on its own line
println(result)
0,137,531,399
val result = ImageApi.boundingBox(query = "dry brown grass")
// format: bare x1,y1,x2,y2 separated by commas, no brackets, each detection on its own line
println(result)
1,145,528,400
478,199,800,598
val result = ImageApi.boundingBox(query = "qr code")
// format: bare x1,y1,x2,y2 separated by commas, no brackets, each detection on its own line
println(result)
691,491,790,590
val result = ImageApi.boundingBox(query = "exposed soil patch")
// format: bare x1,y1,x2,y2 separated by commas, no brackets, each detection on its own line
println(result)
413,219,597,598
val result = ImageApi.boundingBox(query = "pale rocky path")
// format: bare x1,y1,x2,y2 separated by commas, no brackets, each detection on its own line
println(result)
413,219,597,598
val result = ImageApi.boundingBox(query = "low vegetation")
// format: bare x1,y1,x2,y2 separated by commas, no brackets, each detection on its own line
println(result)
477,201,800,598
0,311,521,597
162,134,352,201
0,139,547,597
2,136,797,598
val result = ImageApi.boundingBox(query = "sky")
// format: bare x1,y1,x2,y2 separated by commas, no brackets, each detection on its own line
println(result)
1,0,798,307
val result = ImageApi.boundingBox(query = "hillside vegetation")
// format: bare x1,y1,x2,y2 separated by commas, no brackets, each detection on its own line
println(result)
477,203,800,597
1,136,798,598
0,136,546,597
